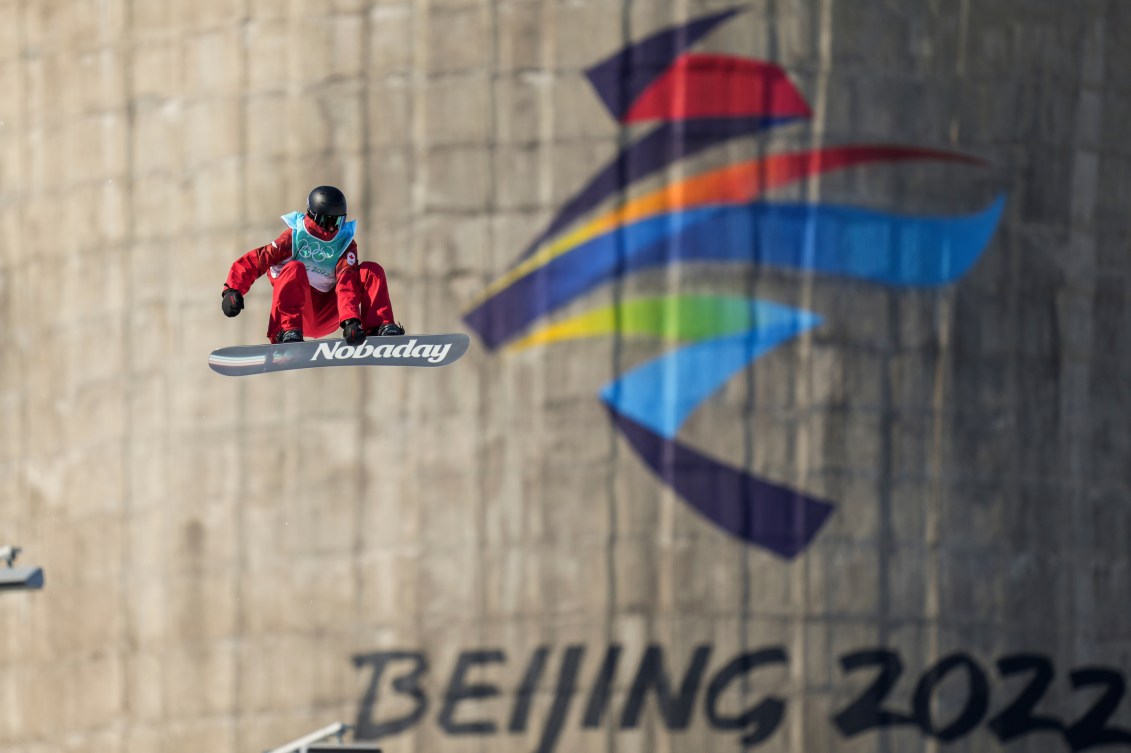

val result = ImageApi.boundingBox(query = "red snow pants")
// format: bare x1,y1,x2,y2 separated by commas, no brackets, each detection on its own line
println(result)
267,261,395,342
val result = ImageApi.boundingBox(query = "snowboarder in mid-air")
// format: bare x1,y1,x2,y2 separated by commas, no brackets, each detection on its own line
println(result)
220,185,405,344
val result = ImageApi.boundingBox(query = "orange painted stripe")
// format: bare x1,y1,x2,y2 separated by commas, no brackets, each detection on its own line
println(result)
468,146,983,307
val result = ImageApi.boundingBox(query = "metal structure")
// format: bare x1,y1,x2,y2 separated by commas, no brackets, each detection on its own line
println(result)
0,547,43,591
262,724,380,753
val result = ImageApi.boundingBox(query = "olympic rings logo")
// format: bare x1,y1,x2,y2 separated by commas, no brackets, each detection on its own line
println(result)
296,238,338,264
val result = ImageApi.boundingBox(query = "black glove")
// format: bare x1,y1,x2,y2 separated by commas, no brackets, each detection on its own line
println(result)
221,288,244,317
341,318,365,345
377,322,405,337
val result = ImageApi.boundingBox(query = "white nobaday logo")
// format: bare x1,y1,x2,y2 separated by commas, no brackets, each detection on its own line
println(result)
311,339,452,364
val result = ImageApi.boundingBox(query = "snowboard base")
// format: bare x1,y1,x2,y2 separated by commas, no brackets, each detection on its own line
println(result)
209,333,470,376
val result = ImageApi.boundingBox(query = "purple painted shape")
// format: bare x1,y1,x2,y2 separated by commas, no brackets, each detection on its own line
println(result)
514,116,795,264
585,7,744,120
610,409,835,558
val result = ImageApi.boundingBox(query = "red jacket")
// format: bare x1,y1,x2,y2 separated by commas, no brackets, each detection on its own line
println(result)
225,215,365,322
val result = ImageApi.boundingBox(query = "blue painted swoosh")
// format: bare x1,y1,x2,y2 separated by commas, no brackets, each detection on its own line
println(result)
465,196,1007,350
584,7,744,120
610,409,835,557
600,302,822,438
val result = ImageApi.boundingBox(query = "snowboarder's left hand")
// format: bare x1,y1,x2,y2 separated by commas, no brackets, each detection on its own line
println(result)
341,318,365,345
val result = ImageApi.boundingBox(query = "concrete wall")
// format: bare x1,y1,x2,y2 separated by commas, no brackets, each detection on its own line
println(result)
0,1,1129,752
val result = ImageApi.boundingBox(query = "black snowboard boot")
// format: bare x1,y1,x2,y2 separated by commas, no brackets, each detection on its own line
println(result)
278,329,303,343
368,322,405,337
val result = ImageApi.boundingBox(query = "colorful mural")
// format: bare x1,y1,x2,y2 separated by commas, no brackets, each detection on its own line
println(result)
465,7,1006,557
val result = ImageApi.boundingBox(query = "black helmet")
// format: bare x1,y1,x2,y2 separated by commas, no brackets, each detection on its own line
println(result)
306,185,347,231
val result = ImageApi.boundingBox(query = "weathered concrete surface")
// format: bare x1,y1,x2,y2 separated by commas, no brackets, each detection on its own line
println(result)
0,0,1128,752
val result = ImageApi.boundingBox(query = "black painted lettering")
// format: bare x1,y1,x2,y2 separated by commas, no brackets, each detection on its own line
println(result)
438,649,505,735
509,646,551,733
582,645,623,728
1064,668,1131,751
704,647,788,746
832,649,916,736
535,645,585,753
352,651,429,740
987,654,1063,743
621,644,712,730
911,653,989,742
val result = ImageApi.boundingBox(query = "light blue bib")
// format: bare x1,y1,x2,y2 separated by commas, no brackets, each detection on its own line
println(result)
282,211,357,283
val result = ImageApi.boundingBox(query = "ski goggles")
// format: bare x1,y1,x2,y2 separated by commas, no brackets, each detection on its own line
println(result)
309,212,345,231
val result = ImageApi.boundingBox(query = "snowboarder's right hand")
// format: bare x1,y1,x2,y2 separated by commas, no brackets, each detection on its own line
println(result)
221,288,244,318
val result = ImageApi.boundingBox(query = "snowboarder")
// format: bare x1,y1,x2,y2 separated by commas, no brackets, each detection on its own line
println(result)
220,185,404,344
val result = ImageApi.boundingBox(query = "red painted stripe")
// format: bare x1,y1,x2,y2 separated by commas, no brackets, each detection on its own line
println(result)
623,54,812,123
599,144,987,233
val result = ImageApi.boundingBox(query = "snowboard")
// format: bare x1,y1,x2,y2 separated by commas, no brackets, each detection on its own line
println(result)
209,333,470,377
